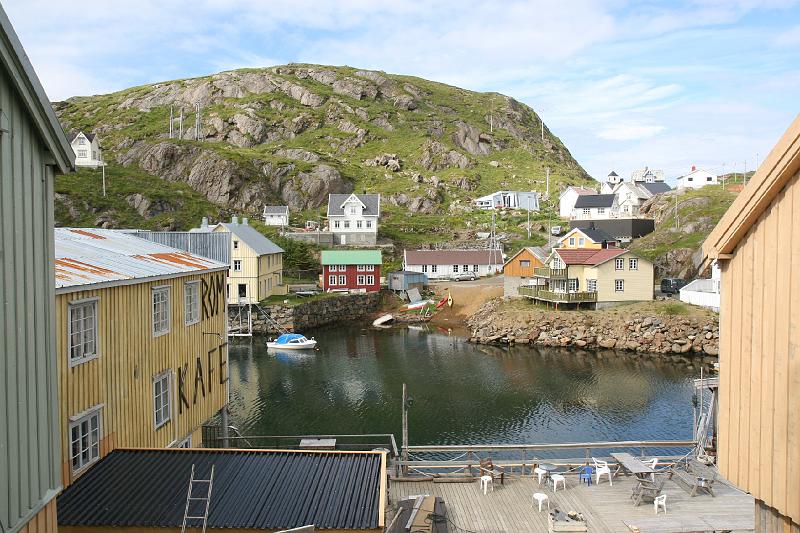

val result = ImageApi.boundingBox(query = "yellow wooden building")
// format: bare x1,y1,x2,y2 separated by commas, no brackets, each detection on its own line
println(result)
704,114,800,530
54,228,230,486
205,217,284,304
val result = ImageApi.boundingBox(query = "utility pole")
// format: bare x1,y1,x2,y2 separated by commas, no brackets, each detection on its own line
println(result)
527,196,531,239
178,107,184,140
195,103,201,140
545,167,550,199
169,106,174,139
101,162,106,197
401,383,409,472
674,192,679,231
541,119,544,141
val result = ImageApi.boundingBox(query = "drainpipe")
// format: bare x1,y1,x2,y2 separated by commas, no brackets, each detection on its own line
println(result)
221,406,229,449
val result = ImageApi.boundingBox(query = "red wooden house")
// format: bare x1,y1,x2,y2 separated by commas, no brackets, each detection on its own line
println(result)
321,250,382,292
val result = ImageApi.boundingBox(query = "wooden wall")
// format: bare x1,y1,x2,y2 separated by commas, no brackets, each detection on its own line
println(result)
503,249,544,277
55,270,229,486
588,253,654,302
718,169,800,526
16,499,57,533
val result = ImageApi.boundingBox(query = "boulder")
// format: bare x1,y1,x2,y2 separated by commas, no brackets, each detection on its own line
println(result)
453,120,493,155
416,140,471,171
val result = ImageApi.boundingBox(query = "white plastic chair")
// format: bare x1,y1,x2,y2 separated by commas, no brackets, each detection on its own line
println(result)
592,457,612,486
654,494,666,515
644,458,658,481
534,467,547,485
479,475,493,495
532,492,549,512
551,473,566,492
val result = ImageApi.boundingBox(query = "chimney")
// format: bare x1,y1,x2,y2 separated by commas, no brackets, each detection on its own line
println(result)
242,217,249,226
691,165,696,172
231,215,239,224
201,217,208,228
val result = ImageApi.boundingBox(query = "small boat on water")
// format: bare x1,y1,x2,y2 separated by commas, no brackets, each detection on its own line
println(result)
266,333,317,350
372,314,394,326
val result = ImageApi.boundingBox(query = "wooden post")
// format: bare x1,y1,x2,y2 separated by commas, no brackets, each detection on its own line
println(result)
401,383,409,475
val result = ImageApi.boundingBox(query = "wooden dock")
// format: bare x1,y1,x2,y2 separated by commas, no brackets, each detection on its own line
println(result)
388,473,754,532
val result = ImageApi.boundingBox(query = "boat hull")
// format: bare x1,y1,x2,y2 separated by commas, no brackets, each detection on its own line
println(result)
266,340,317,350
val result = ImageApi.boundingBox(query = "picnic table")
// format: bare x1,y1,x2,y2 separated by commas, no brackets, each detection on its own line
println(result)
610,453,655,479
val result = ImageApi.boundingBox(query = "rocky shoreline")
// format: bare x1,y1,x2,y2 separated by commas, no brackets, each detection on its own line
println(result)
467,299,719,361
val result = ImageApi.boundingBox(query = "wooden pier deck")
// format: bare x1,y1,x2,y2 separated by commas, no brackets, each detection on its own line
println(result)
388,473,754,533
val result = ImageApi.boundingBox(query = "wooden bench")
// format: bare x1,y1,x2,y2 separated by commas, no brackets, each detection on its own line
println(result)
668,458,717,497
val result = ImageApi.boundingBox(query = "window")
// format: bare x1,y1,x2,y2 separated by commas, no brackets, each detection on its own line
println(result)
552,257,564,269
587,279,597,292
329,275,337,285
582,208,590,216
184,282,200,325
688,177,693,182
153,371,172,429
69,299,98,365
344,221,350,229
473,265,479,272
357,275,366,285
233,260,242,272
78,137,86,145
453,265,459,273
366,220,373,229
463,265,469,272
357,220,363,229
366,265,375,271
431,265,438,273
615,279,625,292
70,407,101,472
520,260,531,268
422,265,428,272
597,208,605,214
578,238,585,246
629,258,638,270
366,275,375,285
349,206,356,214
238,284,247,298
233,240,239,249
615,258,624,270
77,149,88,158
334,220,341,229
357,265,366,271
569,237,575,246
338,275,346,285
152,287,170,336
92,150,97,160
568,278,578,291
707,176,713,182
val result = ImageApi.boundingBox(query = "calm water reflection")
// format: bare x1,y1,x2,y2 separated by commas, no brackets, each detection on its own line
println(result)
227,324,696,449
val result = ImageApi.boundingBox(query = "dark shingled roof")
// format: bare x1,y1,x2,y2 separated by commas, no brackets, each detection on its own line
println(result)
67,131,96,143
328,193,381,217
57,449,384,530
574,194,616,208
263,205,289,215
640,182,672,195
570,227,617,243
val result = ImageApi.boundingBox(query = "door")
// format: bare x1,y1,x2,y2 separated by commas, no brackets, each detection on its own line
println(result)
238,284,247,299
341,234,347,245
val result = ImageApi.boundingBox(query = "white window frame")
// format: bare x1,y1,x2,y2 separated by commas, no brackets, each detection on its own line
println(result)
582,208,590,217
328,275,337,286
344,221,350,229
520,260,531,268
334,220,341,229
587,279,597,292
597,208,605,214
338,275,346,285
422,265,428,273
462,264,469,272
357,265,366,271
77,149,88,158
184,281,200,326
615,279,625,292
453,265,459,273
68,297,99,367
578,238,585,246
473,265,479,272
153,370,172,429
233,259,242,272
77,137,86,145
615,258,624,270
431,265,437,273
629,258,638,270
349,206,356,215
357,274,366,285
569,237,575,246
366,265,375,271
552,257,564,270
356,220,363,229
69,406,102,473
152,286,171,337
366,275,375,285
366,220,373,229
568,278,579,291
233,240,239,249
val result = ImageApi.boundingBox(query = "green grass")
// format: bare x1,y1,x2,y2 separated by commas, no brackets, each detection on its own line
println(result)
660,302,691,316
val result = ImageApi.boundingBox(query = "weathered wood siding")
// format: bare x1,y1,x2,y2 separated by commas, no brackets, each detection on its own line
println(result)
718,169,800,525
55,271,229,486
502,249,544,277
0,63,61,532
15,499,57,533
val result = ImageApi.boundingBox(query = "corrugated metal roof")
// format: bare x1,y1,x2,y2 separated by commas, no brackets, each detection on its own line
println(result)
56,449,383,530
405,249,503,265
574,194,616,208
321,250,382,265
218,222,284,255
55,228,228,291
327,193,381,217
132,231,231,264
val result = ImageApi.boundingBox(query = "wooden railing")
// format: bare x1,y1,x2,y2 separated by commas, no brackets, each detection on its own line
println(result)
534,267,567,278
533,290,597,303
518,286,540,297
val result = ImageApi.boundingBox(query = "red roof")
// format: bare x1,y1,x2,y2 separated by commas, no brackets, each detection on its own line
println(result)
554,248,627,266
573,187,597,195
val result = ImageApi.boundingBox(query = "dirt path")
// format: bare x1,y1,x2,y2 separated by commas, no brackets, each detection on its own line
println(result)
429,276,503,326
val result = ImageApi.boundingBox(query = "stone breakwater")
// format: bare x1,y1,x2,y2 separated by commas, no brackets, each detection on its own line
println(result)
249,292,383,334
467,299,719,359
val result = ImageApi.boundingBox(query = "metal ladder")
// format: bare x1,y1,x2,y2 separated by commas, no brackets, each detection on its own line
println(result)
180,464,214,533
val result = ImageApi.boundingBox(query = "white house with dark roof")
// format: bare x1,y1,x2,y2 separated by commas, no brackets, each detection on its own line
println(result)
572,194,619,220
403,249,504,280
327,193,380,245
68,130,103,167
262,205,289,226
631,167,665,183
600,171,622,194
677,166,718,190
559,186,597,218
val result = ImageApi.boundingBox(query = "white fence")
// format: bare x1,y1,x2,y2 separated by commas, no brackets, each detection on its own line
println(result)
680,279,720,312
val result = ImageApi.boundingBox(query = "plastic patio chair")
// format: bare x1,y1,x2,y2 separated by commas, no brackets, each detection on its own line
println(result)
578,465,594,486
592,457,613,486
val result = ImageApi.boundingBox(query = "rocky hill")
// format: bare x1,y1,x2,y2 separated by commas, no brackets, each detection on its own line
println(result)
53,64,592,246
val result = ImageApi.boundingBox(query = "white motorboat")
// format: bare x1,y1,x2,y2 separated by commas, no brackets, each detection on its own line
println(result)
266,333,317,350
372,314,394,326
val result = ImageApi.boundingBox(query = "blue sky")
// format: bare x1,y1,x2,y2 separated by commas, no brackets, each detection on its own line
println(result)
5,0,800,183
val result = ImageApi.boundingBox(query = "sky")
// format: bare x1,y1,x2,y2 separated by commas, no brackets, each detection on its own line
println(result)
5,0,800,183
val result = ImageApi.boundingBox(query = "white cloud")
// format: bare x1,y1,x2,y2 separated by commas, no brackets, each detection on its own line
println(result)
597,123,667,141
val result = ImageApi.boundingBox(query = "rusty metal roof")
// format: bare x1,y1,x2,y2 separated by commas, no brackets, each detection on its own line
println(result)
55,228,228,292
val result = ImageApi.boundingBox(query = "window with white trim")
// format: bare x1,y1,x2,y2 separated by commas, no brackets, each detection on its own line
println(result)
582,208,590,217
473,265,479,272
357,275,366,285
552,257,564,269
520,260,531,268
366,265,375,272
578,238,585,246
152,287,170,336
78,137,86,145
431,265,437,272
597,208,605,214
233,260,242,272
366,275,375,285
357,265,366,271
77,149,88,158
338,275,346,285
462,264,469,272
334,220,341,229
615,279,624,292
349,206,356,214
356,220,363,229
587,279,597,292
569,237,575,246
344,221,350,229
70,407,101,472
629,258,638,270
233,240,239,249
366,220,373,229
184,281,200,325
615,258,624,270
328,275,336,285
453,265,459,273
568,278,578,291
153,371,172,429
69,299,98,365
422,265,428,272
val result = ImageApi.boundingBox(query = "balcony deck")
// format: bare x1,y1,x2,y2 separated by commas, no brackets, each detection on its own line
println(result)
519,286,597,303
534,267,567,278
388,473,753,533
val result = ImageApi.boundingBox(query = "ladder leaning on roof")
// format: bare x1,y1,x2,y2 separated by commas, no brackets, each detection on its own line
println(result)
181,464,215,533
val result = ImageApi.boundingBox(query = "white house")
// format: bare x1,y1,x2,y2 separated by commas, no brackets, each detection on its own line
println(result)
631,167,665,183
474,190,539,211
677,166,718,190
262,205,289,226
559,186,597,218
680,261,721,311
404,249,503,280
600,171,622,194
572,194,619,220
68,131,103,167
327,193,380,245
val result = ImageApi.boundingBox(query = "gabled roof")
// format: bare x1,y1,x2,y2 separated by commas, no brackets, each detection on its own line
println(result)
321,249,382,265
56,449,384,531
67,131,96,143
560,226,616,244
0,5,74,173
54,228,228,292
640,182,672,195
608,171,618,177
327,193,380,217
502,246,547,268
217,221,284,255
552,247,628,266
559,186,597,198
574,194,616,208
262,205,289,215
405,248,504,266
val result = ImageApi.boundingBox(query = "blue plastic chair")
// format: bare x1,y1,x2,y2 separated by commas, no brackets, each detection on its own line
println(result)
579,465,594,486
